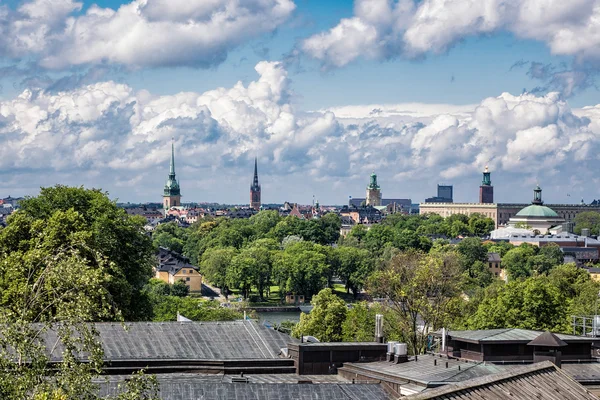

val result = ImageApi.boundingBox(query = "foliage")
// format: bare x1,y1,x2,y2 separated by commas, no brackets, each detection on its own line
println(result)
368,250,462,355
149,297,242,321
14,185,155,320
468,277,569,332
336,246,373,297
502,244,537,279
171,280,190,297
0,186,159,399
574,211,600,235
273,242,330,299
342,302,379,341
199,247,237,291
292,289,347,342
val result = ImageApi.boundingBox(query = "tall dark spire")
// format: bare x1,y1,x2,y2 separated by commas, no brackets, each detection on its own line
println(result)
250,157,261,211
252,157,259,188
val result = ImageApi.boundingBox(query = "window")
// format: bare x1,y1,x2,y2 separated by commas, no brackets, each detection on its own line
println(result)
186,277,190,281
489,263,492,268
189,269,194,274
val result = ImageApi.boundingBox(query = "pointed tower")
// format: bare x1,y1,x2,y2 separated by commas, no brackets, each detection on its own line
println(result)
365,171,382,207
479,166,494,204
163,139,181,210
250,157,261,211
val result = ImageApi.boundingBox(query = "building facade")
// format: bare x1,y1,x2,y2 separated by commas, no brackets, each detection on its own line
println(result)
163,141,181,210
479,166,494,203
420,201,600,229
250,157,261,211
366,172,382,206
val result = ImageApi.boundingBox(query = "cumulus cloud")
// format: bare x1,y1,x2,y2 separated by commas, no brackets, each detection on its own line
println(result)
302,0,600,85
0,60,599,203
0,0,295,69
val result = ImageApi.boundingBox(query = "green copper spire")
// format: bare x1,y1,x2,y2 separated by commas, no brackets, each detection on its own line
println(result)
164,139,181,197
482,166,491,186
367,171,380,190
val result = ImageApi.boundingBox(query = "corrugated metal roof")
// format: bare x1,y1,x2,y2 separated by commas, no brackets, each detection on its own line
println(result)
404,361,598,400
45,321,297,362
98,375,391,400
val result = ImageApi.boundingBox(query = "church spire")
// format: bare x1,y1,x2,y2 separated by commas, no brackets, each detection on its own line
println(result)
252,157,259,188
169,138,176,178
250,157,261,211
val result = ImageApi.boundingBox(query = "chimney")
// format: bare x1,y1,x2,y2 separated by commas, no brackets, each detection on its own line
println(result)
441,327,447,353
375,314,384,343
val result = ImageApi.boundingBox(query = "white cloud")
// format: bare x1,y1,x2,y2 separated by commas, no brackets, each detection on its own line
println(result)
302,0,600,70
0,60,599,203
0,0,295,69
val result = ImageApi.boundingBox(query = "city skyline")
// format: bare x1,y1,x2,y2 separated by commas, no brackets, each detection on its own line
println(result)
0,0,599,204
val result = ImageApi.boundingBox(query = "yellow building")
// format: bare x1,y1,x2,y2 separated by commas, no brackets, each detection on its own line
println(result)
487,252,505,280
155,247,202,292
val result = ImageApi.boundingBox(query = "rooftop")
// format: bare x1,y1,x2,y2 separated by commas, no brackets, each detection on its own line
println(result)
437,328,594,344
98,374,390,400
45,321,298,362
515,204,560,218
404,361,597,400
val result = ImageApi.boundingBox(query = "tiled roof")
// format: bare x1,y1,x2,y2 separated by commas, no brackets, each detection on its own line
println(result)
487,252,501,262
404,361,597,400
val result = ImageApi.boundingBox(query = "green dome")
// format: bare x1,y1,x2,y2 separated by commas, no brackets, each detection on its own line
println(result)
515,205,559,218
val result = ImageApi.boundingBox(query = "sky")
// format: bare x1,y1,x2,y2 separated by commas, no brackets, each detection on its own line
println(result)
1,0,600,205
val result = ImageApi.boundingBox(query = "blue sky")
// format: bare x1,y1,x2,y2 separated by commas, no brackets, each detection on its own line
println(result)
0,0,599,205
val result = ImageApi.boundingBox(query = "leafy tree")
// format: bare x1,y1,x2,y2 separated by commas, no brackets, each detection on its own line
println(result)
345,224,368,244
153,231,185,254
336,246,373,297
467,213,495,237
485,241,514,257
342,302,379,341
369,250,462,355
318,213,342,244
364,224,397,254
0,202,158,398
150,297,242,321
468,277,569,332
292,289,347,342
13,185,155,320
502,245,536,279
574,211,600,235
457,237,488,267
449,220,470,238
273,242,329,299
269,216,307,242
200,247,237,291
171,280,190,297
282,235,303,249
249,210,281,238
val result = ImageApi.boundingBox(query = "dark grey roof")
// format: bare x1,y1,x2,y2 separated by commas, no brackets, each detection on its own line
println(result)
438,328,594,343
404,361,598,400
562,363,600,383
341,354,510,386
487,252,501,262
45,321,298,362
527,331,568,347
156,247,198,275
98,374,390,400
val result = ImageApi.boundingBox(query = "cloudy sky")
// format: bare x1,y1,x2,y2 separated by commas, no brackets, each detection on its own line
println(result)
1,0,600,205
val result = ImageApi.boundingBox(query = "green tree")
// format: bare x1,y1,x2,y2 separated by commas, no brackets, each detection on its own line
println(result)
467,213,495,236
14,185,155,320
502,245,536,280
364,224,398,254
200,247,237,292
369,251,462,355
336,246,373,297
574,211,600,235
468,277,569,332
171,280,190,297
342,302,379,341
250,210,281,238
0,204,158,398
292,288,347,342
150,297,242,321
273,242,329,299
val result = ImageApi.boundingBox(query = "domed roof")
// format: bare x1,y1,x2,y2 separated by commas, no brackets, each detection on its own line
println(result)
515,204,559,218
